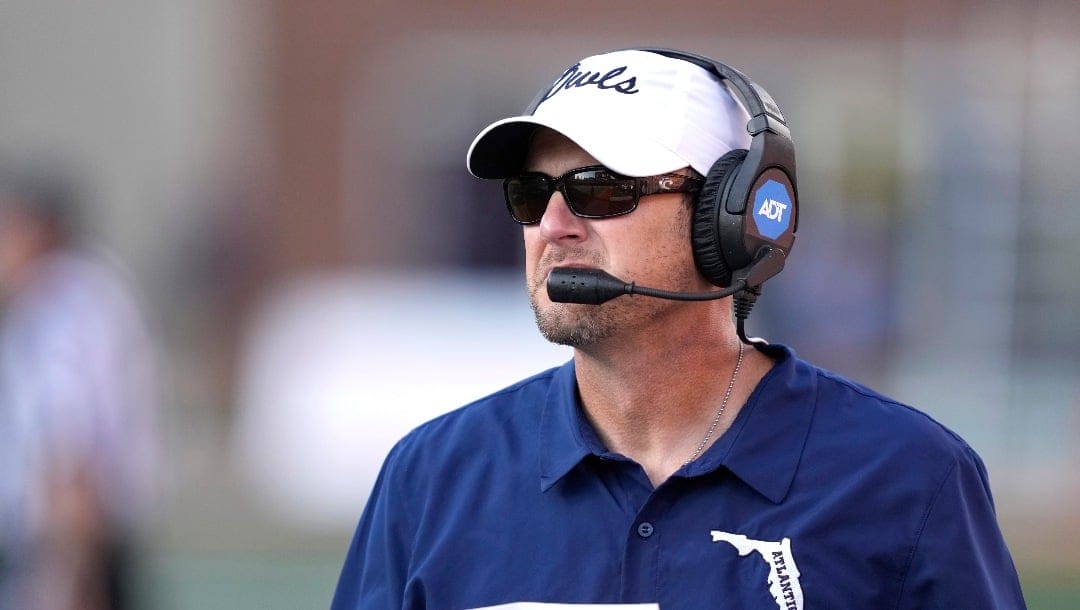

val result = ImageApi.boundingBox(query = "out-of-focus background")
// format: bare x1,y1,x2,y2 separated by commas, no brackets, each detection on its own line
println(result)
1,1,1077,608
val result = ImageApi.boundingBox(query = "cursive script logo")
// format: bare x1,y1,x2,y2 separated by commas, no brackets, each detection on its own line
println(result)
536,63,640,107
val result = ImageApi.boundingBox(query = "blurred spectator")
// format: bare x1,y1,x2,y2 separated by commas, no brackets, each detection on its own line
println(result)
0,166,159,610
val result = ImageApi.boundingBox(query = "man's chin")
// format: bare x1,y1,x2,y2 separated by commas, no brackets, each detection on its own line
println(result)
531,300,614,348
536,320,593,348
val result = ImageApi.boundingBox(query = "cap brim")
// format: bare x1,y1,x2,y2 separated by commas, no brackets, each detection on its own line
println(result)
466,114,689,179
466,117,541,179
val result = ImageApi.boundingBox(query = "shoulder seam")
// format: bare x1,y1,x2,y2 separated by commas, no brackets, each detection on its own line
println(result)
474,366,561,402
813,368,967,446
893,454,960,609
396,365,564,441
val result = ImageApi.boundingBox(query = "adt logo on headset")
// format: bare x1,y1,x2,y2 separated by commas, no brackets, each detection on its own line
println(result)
751,179,793,240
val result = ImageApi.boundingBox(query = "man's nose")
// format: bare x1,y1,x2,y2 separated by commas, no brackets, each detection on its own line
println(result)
538,192,586,243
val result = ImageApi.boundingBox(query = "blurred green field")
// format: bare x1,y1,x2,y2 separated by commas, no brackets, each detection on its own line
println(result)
1024,581,1080,610
136,550,343,610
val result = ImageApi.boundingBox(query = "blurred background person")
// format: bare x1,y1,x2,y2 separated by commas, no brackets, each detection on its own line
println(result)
0,166,160,610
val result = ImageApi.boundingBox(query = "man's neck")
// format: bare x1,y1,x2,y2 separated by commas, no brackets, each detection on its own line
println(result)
572,321,773,488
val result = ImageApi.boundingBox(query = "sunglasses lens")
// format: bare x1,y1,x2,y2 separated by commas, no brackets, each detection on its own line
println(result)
564,169,637,217
504,176,550,224
503,168,640,224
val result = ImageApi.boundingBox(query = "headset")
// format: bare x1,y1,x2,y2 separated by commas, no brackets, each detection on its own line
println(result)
637,47,799,290
541,48,799,342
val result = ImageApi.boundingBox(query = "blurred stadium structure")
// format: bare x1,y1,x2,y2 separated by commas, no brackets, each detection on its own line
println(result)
2,1,1078,607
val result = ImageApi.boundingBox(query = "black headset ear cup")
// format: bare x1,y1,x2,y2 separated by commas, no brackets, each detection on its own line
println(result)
692,149,748,287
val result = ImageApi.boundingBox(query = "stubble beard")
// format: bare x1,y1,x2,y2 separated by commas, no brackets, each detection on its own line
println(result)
529,288,621,348
526,251,693,349
527,250,618,348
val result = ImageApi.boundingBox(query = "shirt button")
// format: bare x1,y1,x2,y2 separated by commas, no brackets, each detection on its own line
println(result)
637,522,655,538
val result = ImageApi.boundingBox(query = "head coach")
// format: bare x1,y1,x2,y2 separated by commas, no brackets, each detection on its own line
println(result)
331,48,1026,610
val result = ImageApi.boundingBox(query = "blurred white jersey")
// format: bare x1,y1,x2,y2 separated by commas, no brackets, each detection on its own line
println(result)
0,250,159,546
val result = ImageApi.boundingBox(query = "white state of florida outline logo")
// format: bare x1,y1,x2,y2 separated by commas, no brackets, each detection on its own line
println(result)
711,531,804,610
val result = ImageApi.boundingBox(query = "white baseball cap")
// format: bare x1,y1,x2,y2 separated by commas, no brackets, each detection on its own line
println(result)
466,49,752,179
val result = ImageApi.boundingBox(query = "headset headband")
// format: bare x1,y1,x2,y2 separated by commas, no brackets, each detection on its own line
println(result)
635,47,789,139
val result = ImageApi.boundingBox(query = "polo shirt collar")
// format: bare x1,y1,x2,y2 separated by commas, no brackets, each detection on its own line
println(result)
684,344,817,504
538,344,816,503
539,360,597,491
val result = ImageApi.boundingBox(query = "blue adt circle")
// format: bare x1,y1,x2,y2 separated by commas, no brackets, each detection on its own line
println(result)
751,179,793,240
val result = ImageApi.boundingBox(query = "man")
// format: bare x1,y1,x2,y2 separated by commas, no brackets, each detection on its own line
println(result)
332,49,1025,609
0,167,158,610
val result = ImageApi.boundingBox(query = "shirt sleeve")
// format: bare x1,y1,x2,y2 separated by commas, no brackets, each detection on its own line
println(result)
331,439,416,610
897,447,1027,609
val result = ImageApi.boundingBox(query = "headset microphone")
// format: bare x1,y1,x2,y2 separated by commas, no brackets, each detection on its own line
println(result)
547,268,746,305
547,246,785,305
546,247,786,342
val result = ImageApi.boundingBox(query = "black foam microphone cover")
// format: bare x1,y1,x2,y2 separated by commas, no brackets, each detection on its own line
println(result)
546,268,630,304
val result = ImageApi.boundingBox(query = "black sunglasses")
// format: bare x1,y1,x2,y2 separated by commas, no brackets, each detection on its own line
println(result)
503,165,704,225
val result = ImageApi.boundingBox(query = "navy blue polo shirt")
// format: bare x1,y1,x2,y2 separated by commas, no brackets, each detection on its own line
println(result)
332,344,1025,609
